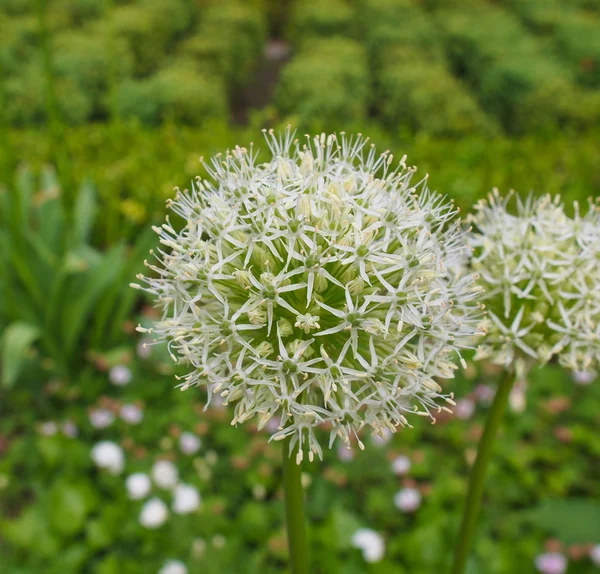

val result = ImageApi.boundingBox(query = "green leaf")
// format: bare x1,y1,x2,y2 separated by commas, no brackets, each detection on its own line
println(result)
72,179,97,246
62,243,126,358
1,322,40,387
523,498,600,544
331,506,363,550
48,480,98,538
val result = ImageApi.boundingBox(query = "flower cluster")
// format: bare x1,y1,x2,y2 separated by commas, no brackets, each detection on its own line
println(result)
134,130,483,461
470,190,600,376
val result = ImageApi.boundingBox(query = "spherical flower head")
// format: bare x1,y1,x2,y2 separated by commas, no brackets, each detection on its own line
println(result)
134,130,483,462
470,190,600,376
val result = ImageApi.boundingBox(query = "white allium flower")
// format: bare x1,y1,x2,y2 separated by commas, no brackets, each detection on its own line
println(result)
139,497,169,529
351,528,385,563
394,487,421,512
152,460,179,489
471,190,600,375
158,560,188,574
391,454,411,475
91,441,125,475
126,472,151,500
179,432,202,455
134,130,483,462
109,364,132,386
590,544,600,566
535,552,567,574
120,403,144,425
89,408,115,429
172,483,201,514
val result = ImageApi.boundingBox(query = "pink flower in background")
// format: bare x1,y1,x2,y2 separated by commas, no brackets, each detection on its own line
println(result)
89,408,115,429
120,403,144,425
394,487,421,512
391,455,411,475
572,371,595,386
337,445,354,462
454,398,476,420
179,432,201,455
535,553,567,574
109,364,132,386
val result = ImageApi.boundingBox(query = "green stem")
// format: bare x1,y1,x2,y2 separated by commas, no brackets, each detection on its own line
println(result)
451,370,515,574
282,437,310,574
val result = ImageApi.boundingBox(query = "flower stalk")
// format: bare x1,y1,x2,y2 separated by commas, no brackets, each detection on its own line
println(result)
282,437,310,574
451,370,515,574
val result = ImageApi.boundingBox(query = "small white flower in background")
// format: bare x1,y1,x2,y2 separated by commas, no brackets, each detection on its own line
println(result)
471,190,600,376
192,538,207,559
212,534,226,549
179,432,201,455
474,384,495,406
590,544,600,566
172,483,201,515
137,337,153,360
39,421,58,436
89,408,115,429
152,460,179,489
454,398,476,420
158,560,187,574
337,445,354,462
109,364,132,386
391,455,411,475
252,484,267,501
509,381,527,413
62,420,78,438
120,403,144,425
139,497,169,529
534,552,567,574
572,371,596,386
394,487,421,512
351,528,385,563
133,129,484,462
371,428,392,447
126,473,151,500
91,441,125,475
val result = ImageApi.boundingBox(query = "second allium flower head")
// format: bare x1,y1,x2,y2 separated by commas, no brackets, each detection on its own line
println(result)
471,190,600,376
134,130,483,462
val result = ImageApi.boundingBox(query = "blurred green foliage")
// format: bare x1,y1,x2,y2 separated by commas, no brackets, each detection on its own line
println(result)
0,167,153,383
276,37,369,127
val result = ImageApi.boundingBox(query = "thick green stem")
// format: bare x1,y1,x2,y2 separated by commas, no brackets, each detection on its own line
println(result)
451,370,515,574
282,437,310,574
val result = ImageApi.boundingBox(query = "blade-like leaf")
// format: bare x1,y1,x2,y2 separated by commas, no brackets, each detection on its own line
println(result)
72,180,97,246
1,322,40,387
62,243,126,359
